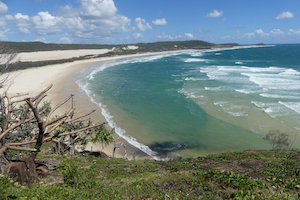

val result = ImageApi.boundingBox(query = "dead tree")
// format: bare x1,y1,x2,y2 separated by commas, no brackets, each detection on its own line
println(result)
0,42,19,146
0,84,110,185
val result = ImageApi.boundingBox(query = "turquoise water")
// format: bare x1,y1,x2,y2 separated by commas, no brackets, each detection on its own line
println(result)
77,44,300,158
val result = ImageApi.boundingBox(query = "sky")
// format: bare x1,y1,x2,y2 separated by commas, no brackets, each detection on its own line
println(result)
0,0,299,45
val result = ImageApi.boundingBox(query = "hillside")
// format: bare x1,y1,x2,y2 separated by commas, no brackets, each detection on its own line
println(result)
1,149,300,199
3,40,217,53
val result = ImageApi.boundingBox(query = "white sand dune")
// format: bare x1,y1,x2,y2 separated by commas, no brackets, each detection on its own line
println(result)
18,49,112,62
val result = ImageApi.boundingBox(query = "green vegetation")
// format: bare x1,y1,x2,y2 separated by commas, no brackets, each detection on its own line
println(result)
1,149,300,199
3,40,217,53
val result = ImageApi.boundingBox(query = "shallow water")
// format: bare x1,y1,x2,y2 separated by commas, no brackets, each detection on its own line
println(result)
77,44,300,158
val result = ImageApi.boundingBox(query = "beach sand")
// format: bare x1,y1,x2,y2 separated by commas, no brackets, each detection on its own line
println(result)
4,49,187,160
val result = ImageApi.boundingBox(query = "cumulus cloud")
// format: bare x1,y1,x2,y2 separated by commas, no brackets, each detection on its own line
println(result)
289,29,300,35
0,28,9,40
19,27,30,34
156,32,182,40
255,29,269,36
243,29,287,40
220,35,231,39
15,13,30,20
133,32,143,39
35,37,47,43
79,0,117,19
243,32,255,38
0,1,8,15
5,0,134,43
185,33,194,38
276,11,294,20
152,18,167,25
206,9,223,18
270,29,284,35
135,17,152,31
59,37,72,43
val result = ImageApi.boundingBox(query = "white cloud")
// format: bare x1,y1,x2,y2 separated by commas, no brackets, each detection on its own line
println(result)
0,28,9,40
135,17,152,31
15,13,30,20
185,33,194,38
31,12,63,35
5,15,14,21
289,29,300,35
59,37,72,43
156,32,182,40
0,2,8,15
133,32,143,39
152,18,167,25
79,0,117,19
206,9,223,18
243,33,255,38
276,11,294,20
5,0,133,43
220,35,231,39
255,29,269,36
19,27,30,34
270,29,284,35
35,37,47,43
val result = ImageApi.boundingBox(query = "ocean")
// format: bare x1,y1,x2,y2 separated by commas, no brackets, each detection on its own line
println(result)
76,44,300,159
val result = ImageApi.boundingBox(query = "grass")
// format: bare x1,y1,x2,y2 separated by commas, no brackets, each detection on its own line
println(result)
1,149,300,199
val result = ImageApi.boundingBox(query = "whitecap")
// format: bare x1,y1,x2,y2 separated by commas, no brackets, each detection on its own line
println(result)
260,93,300,99
184,77,206,81
235,61,243,65
235,89,257,94
278,101,300,115
184,58,208,62
205,86,224,91
279,68,300,75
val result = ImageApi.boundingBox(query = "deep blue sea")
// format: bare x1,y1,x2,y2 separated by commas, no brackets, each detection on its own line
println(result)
77,44,300,159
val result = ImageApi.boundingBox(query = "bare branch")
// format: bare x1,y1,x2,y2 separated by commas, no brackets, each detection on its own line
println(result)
46,94,74,122
0,146,7,154
45,113,68,126
6,145,37,152
32,84,53,102
64,110,96,123
44,123,106,142
0,115,35,140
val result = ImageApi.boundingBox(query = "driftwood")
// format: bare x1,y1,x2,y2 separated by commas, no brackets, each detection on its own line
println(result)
0,84,107,185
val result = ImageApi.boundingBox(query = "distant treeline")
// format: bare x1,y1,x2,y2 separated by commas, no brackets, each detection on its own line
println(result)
2,41,114,52
1,40,264,72
3,40,217,53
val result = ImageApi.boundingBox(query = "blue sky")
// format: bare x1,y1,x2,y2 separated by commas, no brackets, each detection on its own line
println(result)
1,0,299,44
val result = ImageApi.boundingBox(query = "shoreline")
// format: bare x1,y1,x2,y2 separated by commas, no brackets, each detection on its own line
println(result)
60,61,155,160
5,49,190,160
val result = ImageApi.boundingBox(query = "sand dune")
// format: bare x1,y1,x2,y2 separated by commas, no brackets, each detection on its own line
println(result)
18,49,113,62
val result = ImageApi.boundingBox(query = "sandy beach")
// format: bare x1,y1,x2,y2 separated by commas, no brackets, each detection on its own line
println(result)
4,49,187,160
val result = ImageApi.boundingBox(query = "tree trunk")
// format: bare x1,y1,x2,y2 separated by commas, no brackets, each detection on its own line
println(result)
69,136,75,156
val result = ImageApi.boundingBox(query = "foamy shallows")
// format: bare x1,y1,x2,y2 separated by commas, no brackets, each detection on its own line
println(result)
77,44,300,158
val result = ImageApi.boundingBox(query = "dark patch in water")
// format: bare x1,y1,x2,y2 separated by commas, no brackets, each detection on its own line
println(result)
149,142,188,156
